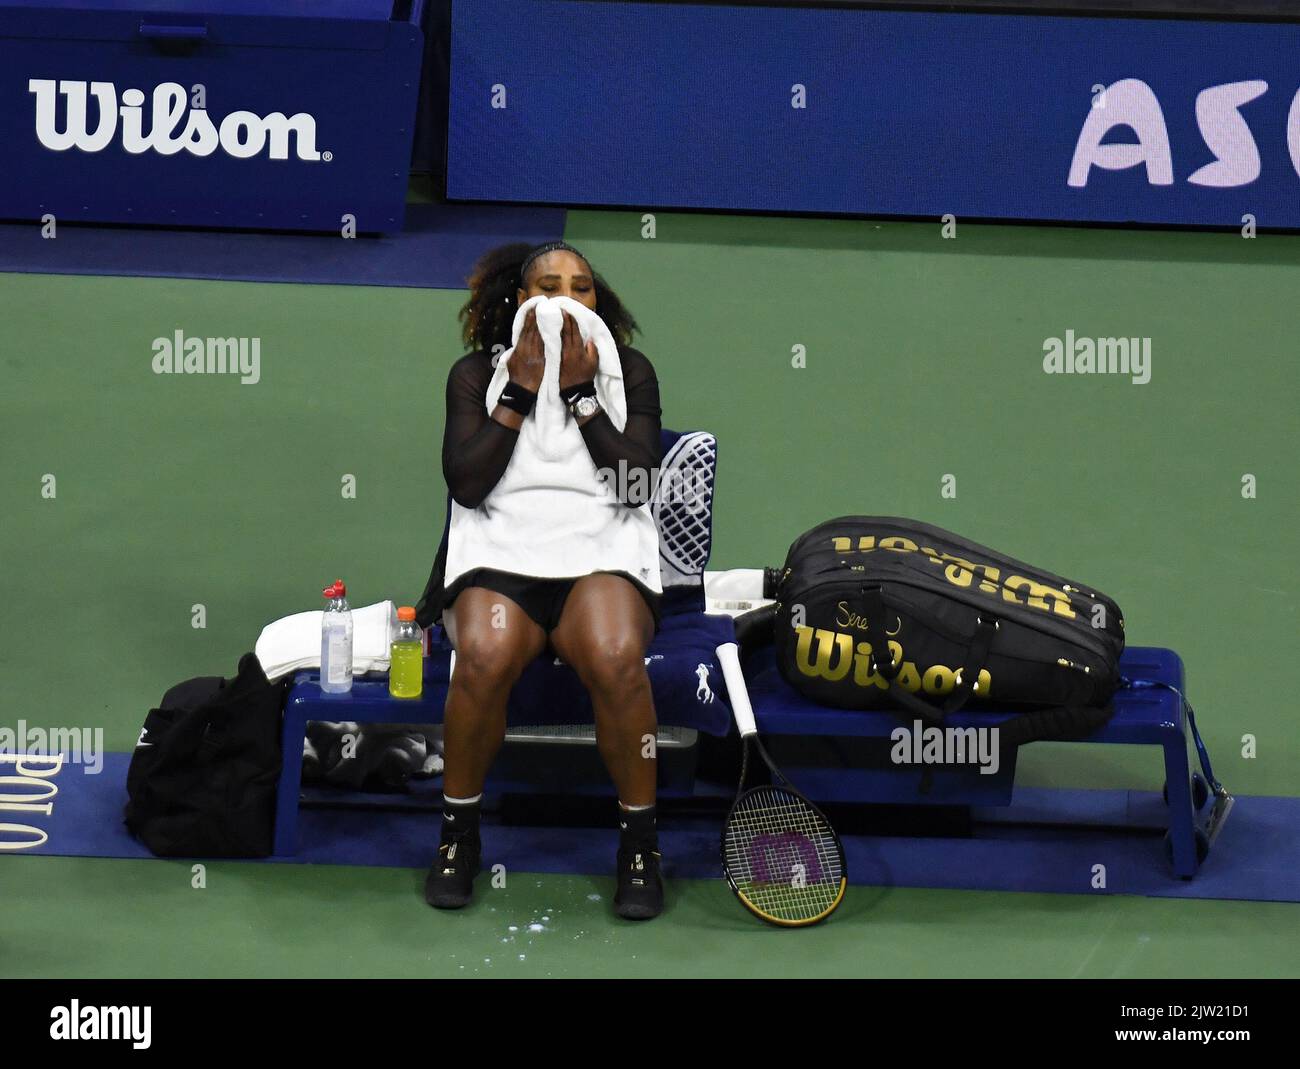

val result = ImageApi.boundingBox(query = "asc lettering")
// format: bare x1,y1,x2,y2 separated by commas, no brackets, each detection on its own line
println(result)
1070,78,1300,189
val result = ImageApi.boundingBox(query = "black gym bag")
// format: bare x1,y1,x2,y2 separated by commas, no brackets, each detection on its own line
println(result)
767,517,1125,747
123,652,289,858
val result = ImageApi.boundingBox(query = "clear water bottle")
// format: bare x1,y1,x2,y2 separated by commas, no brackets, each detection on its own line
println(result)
320,579,353,694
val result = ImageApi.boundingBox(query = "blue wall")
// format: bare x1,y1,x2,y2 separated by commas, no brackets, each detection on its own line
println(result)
447,0,1300,227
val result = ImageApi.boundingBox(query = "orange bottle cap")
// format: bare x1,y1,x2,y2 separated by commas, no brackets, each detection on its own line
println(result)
397,606,416,621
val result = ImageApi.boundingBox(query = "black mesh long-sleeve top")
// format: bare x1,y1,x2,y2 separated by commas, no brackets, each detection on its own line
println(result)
414,345,663,627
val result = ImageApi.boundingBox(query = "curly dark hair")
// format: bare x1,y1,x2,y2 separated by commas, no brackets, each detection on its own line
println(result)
458,241,641,352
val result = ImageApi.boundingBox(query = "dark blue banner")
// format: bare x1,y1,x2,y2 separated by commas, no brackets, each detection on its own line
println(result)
0,0,424,232
447,0,1300,227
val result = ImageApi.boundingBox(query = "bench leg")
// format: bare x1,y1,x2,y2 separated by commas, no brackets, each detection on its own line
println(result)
273,705,306,857
1161,729,1200,879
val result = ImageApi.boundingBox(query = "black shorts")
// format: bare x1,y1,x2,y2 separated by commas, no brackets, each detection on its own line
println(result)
444,568,662,636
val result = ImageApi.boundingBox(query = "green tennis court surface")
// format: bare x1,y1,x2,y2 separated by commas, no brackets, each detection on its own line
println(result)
2,211,1296,977
3,857,1298,978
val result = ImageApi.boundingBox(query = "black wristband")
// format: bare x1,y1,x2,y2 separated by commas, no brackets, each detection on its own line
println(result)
497,381,537,416
560,380,598,407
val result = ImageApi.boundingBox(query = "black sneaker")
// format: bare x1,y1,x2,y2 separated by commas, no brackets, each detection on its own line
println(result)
614,839,664,920
424,829,481,909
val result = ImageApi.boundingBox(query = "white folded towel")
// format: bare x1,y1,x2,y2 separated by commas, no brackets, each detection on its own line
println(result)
704,568,773,616
255,600,395,683
442,294,662,592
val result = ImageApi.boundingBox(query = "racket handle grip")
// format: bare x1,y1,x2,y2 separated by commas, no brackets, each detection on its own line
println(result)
717,642,758,738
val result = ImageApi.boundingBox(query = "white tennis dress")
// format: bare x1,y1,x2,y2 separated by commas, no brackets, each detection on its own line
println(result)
441,295,663,593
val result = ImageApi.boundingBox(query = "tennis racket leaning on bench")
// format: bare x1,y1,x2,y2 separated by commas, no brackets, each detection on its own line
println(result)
716,642,847,927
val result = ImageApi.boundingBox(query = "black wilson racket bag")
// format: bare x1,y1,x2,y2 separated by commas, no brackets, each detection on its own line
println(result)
771,517,1125,746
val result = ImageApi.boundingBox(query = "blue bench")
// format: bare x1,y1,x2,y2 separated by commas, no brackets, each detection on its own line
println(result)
276,636,1225,878
740,643,1227,878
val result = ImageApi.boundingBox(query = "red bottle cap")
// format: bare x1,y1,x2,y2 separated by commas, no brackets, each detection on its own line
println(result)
323,580,346,598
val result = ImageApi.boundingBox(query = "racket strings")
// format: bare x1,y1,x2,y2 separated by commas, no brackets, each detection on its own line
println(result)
726,797,841,891
724,785,844,923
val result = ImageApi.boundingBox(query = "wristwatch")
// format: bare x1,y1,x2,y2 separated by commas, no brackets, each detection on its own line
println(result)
562,380,600,420
569,395,600,419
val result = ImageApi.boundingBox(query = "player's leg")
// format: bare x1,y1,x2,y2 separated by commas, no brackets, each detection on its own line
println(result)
427,586,547,909
441,585,547,797
548,573,657,805
549,573,663,919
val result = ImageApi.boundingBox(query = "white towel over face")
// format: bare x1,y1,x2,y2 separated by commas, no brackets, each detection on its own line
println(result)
442,294,663,593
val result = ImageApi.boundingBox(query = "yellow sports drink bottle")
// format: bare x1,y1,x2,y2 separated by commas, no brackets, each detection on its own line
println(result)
389,606,423,698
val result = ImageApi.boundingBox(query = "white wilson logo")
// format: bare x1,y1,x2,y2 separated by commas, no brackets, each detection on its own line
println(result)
29,79,325,161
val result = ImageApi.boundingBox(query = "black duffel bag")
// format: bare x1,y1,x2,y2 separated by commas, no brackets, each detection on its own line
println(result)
770,517,1125,747
124,652,288,858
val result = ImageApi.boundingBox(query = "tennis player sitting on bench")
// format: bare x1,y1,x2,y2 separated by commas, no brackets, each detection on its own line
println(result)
420,241,667,919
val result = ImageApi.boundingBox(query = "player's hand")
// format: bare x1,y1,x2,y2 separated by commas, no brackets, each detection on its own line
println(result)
558,310,598,389
507,307,545,392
